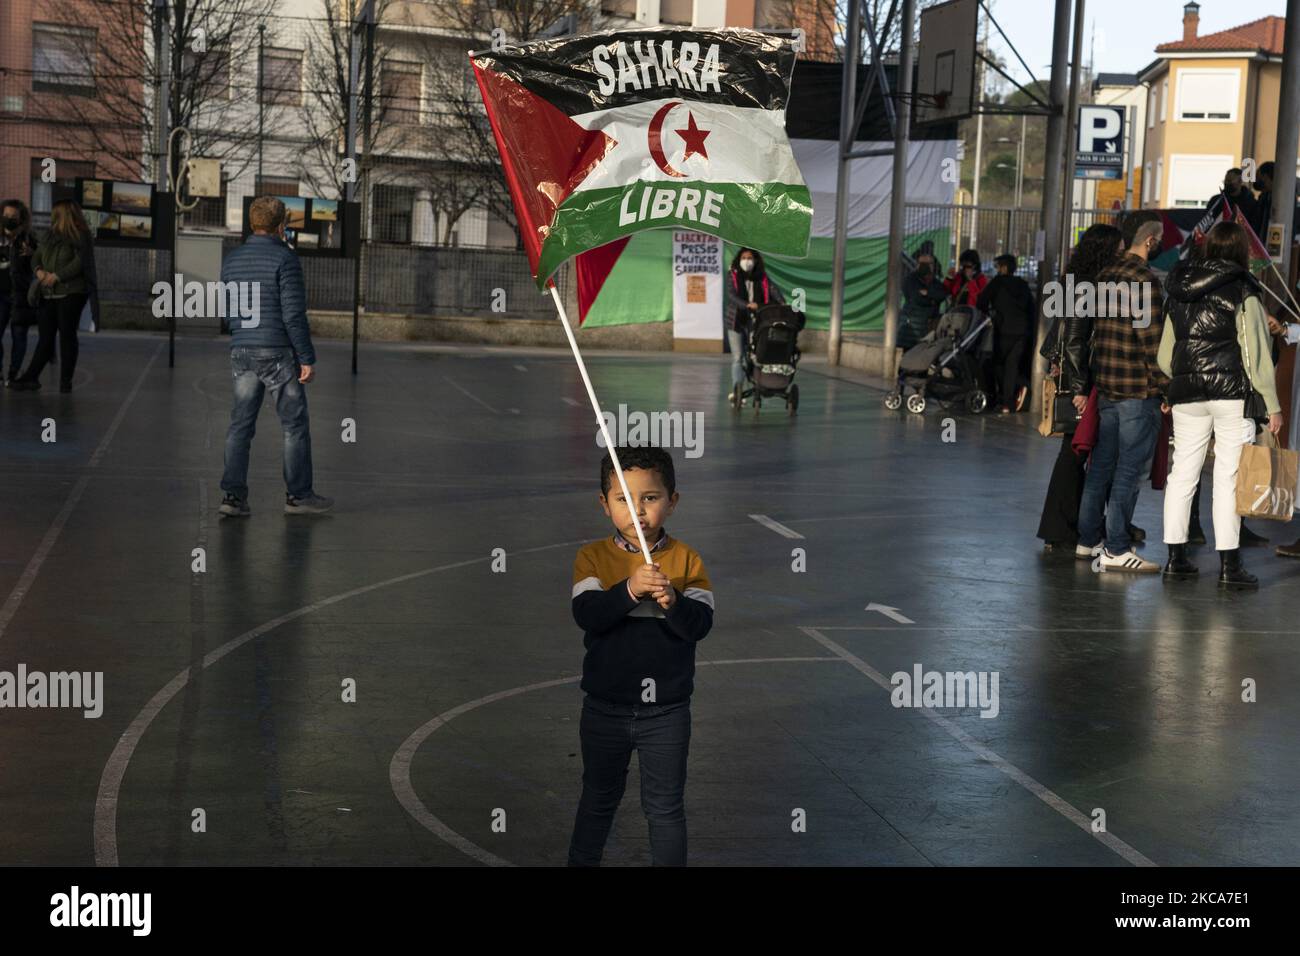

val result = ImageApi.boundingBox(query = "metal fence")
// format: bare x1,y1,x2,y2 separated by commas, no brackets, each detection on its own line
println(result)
903,203,1126,278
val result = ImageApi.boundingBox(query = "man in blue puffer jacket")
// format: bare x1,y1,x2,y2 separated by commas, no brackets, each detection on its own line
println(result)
218,195,333,516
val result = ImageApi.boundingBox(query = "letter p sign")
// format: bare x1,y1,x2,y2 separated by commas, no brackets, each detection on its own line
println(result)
1076,105,1123,158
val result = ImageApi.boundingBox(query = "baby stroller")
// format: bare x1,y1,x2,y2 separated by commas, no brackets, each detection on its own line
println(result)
884,304,992,414
731,303,805,415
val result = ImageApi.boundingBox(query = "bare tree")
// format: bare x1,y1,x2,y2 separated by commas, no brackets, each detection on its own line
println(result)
39,0,277,186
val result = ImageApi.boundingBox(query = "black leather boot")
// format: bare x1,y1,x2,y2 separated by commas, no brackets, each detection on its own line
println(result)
1163,543,1198,579
1218,549,1259,589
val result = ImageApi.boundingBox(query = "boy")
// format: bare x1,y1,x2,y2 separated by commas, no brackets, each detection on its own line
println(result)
567,446,714,867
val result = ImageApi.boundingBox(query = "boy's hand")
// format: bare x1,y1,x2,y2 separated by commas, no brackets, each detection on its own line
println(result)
652,585,677,611
628,563,669,600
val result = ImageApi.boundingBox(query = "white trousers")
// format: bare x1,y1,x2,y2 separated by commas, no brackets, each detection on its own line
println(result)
1163,399,1256,550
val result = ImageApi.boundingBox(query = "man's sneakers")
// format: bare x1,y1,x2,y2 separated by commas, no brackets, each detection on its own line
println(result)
1075,542,1102,560
218,495,250,517
1099,548,1159,573
284,493,334,515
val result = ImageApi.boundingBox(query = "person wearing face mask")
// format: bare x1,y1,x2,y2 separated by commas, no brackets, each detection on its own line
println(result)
1209,167,1257,225
725,247,784,401
0,199,38,386
217,196,332,517
900,250,944,347
943,249,988,309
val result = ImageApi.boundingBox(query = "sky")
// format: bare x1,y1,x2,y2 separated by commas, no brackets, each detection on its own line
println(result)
985,0,1287,84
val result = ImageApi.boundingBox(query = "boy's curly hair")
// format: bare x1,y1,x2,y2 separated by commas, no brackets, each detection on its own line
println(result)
600,446,676,497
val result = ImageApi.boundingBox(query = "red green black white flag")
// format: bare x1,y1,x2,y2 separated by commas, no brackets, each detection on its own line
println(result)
470,29,812,288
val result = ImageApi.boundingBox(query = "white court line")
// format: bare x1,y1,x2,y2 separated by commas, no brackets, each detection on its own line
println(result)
513,364,528,372
442,376,500,414
798,626,1157,868
748,514,805,539
561,396,581,407
0,341,163,645
389,657,848,867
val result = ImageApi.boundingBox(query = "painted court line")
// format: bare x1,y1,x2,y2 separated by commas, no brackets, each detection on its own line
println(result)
389,657,848,867
0,341,163,645
443,376,500,414
798,626,1158,868
748,514,805,539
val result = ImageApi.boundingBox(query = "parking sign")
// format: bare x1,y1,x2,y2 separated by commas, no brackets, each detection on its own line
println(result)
1075,105,1125,180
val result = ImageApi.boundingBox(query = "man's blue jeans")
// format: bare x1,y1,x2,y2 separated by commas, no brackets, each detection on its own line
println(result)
567,694,691,866
1078,395,1162,554
0,298,31,379
221,346,313,500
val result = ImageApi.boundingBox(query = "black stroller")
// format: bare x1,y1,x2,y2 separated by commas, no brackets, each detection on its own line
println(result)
731,303,805,415
884,304,992,415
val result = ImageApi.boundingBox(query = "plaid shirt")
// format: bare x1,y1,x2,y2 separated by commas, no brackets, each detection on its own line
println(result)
1092,253,1169,400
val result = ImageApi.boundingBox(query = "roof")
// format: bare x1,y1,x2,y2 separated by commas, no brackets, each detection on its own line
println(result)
1092,72,1138,91
1155,15,1285,55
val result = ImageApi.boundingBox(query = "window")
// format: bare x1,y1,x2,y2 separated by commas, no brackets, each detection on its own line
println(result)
600,0,635,16
1154,158,1163,205
33,23,97,95
183,45,231,101
373,184,415,243
660,0,692,25
754,0,794,30
1160,79,1168,122
29,157,96,224
1147,88,1155,128
381,61,423,125
1168,153,1233,208
1175,68,1239,122
260,48,303,106
1143,162,1152,202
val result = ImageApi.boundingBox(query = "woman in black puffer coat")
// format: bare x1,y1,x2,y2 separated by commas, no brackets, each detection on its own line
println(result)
1157,221,1282,589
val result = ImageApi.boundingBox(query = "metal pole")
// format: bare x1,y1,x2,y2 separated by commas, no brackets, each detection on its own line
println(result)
257,24,265,185
1031,0,1074,415
827,0,863,367
881,0,916,380
1272,0,1300,259
969,19,985,247
356,4,376,376
169,0,183,368
1124,103,1136,209
1059,0,1085,265
1016,114,1025,207
347,8,362,376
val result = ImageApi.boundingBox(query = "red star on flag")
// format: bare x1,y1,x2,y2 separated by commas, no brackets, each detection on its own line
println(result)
676,112,710,162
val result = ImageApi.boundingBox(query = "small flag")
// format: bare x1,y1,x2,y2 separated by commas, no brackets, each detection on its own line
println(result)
470,29,812,289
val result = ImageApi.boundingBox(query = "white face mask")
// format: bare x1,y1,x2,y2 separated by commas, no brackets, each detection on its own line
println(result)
740,259,754,273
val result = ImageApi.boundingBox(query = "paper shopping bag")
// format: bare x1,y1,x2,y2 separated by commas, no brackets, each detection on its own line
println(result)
1236,433,1299,521
1038,377,1059,437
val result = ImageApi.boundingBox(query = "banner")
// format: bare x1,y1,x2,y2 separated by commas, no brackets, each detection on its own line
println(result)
671,230,723,343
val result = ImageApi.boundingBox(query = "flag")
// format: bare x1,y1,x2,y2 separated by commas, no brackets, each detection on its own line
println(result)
470,29,812,289
1179,192,1232,258
1232,206,1273,272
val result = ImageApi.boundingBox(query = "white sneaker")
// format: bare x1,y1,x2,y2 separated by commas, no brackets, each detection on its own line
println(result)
1075,543,1102,560
1099,549,1159,573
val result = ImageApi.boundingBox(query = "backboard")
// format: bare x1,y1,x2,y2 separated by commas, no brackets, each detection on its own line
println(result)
915,0,979,126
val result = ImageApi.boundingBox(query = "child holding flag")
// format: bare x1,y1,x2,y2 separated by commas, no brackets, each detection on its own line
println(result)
567,446,714,866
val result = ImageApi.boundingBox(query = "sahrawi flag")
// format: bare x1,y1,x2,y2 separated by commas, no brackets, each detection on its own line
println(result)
469,29,812,288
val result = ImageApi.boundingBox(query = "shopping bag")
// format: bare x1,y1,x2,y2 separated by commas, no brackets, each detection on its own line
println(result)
1236,430,1299,521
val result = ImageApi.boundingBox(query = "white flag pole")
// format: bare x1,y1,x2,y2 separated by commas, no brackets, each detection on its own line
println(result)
548,282,654,565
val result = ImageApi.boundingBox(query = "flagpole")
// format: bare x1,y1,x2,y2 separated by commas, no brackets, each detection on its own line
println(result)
548,282,655,565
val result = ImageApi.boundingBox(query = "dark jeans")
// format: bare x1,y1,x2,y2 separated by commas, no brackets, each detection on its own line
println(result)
19,293,86,386
220,346,313,500
995,334,1028,408
567,694,691,867
1078,395,1162,554
0,297,32,379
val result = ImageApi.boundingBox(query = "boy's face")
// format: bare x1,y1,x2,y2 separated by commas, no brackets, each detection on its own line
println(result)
599,466,678,542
